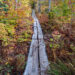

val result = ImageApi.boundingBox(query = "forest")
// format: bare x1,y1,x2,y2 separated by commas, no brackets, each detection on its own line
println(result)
0,0,75,75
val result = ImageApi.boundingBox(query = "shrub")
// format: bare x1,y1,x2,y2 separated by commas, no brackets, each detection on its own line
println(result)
30,1,36,9
16,54,26,71
5,25,15,37
0,63,13,75
0,23,8,39
0,23,15,46
48,11,54,19
48,59,72,75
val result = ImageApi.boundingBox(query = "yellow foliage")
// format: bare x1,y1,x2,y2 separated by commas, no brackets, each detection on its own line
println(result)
17,9,26,18
0,23,8,39
8,9,17,17
5,25,15,36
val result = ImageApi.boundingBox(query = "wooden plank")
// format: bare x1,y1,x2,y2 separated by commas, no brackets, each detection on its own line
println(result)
37,19,43,39
32,26,37,39
37,18,50,75
32,19,38,39
34,21,37,27
23,40,39,75
39,39,49,75
23,12,39,75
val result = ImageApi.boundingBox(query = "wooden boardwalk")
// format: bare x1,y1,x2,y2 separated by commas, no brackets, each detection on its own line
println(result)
23,10,49,75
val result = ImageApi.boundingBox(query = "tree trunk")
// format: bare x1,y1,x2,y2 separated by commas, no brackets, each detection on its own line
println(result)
15,0,18,9
49,0,51,12
37,0,41,13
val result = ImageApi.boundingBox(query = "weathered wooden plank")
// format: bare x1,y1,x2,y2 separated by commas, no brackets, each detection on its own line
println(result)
23,40,39,75
39,39,49,75
31,40,39,75
23,12,39,75
37,19,43,39
32,26,37,39
32,19,38,39
36,18,50,75
33,20,37,27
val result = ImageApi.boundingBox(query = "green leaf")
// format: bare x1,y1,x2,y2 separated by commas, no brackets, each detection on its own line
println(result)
50,44,53,48
50,38,53,41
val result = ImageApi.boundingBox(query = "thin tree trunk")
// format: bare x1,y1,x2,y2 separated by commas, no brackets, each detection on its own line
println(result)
70,0,74,35
37,0,41,13
15,0,18,9
49,0,51,12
